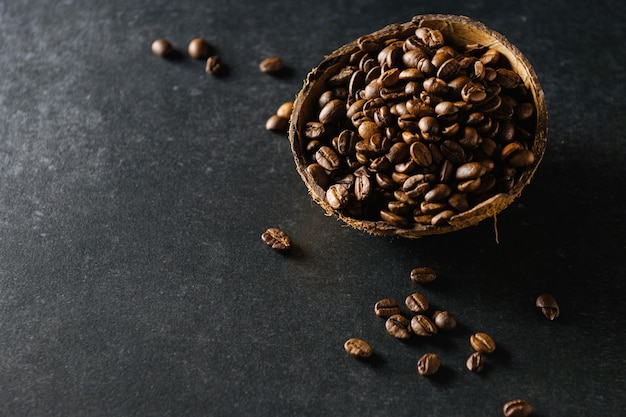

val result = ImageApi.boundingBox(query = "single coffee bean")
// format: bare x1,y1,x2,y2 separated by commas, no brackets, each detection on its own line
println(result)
470,332,496,354
536,293,560,320
424,183,451,203
151,38,174,57
326,184,350,209
315,146,341,171
431,209,455,226
417,353,440,376
344,337,373,359
319,99,347,124
410,314,437,336
456,161,487,180
265,114,288,132
306,163,330,189
409,141,433,167
261,227,292,252
410,266,437,284
502,399,533,417
276,102,294,119
188,38,211,59
405,292,429,313
259,56,283,74
374,298,401,318
466,351,484,373
385,314,411,339
380,210,410,228
205,55,223,75
433,310,457,331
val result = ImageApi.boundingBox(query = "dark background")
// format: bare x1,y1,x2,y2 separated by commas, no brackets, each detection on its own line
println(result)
1,0,625,416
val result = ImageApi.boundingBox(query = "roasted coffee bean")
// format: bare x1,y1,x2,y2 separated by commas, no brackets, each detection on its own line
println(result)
410,314,437,336
385,314,412,339
326,184,350,209
380,210,409,228
151,38,174,57
506,149,535,168
405,292,429,313
304,121,325,140
188,38,211,59
265,114,288,132
374,298,401,318
316,146,341,171
448,193,470,212
306,163,331,189
502,399,533,417
205,55,223,75
536,293,560,320
261,227,292,252
466,352,484,373
409,141,433,167
354,173,372,201
259,56,283,74
440,140,466,163
433,310,457,331
424,183,451,202
456,161,487,180
319,99,347,124
417,353,440,376
470,332,496,354
276,102,294,119
344,338,373,359
415,27,444,48
431,209,455,225
410,266,437,284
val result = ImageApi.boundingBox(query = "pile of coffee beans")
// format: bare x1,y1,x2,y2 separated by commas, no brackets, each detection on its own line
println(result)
298,27,537,229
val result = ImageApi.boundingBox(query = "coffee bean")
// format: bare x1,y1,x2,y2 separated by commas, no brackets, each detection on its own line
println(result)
502,399,533,417
466,352,484,373
276,102,294,119
417,353,440,376
306,163,330,189
151,38,174,57
470,332,496,354
326,184,350,209
410,266,437,284
380,210,409,228
344,337,373,359
188,38,211,59
385,314,411,339
205,55,223,75
410,314,437,336
319,99,347,124
405,292,429,313
456,161,487,180
265,114,288,132
433,310,457,331
374,298,401,318
316,146,341,171
259,56,283,74
536,293,560,320
261,227,292,252
409,141,433,167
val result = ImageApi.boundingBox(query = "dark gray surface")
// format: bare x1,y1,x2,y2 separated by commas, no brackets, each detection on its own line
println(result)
1,1,625,416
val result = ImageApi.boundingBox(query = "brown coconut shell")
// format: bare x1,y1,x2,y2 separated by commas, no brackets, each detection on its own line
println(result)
288,14,548,238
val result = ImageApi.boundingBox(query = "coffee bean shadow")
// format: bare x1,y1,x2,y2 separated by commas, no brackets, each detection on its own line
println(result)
427,364,456,384
267,65,296,80
163,49,186,61
363,351,386,368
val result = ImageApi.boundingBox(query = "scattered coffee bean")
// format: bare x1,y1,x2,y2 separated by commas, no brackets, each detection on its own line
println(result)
188,37,211,59
374,298,401,318
266,115,289,132
276,102,294,120
151,38,174,57
417,353,440,376
410,314,438,336
432,310,457,331
410,266,437,284
261,227,292,252
535,293,560,320
405,292,429,313
466,351,484,373
205,55,223,75
344,337,372,359
502,399,533,417
260,56,284,74
385,314,411,339
470,332,496,354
